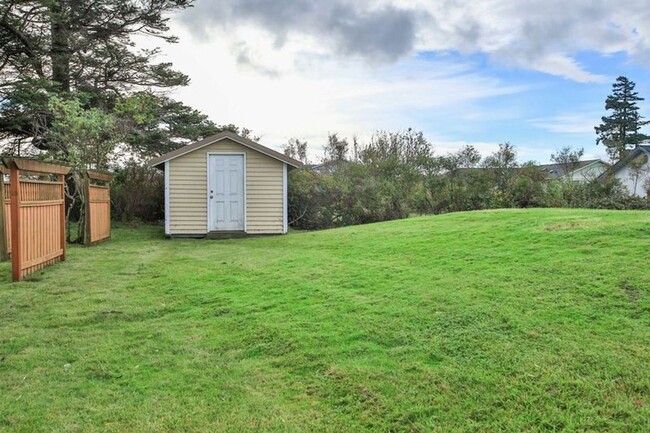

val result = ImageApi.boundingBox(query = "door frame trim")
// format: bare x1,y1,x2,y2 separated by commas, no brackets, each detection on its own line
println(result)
206,152,247,233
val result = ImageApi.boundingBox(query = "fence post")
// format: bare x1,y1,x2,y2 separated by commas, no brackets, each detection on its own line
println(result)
83,173,91,246
0,168,7,262
10,165,21,281
59,173,67,261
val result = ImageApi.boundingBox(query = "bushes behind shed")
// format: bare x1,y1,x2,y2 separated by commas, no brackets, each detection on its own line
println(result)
112,162,164,223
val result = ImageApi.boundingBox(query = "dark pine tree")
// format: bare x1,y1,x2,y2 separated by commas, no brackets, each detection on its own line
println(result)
595,76,650,161
0,0,220,158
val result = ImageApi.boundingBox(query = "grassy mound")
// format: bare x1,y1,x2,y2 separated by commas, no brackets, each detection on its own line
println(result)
1,209,649,432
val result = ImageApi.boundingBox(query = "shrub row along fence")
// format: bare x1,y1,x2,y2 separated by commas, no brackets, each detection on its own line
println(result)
0,159,112,282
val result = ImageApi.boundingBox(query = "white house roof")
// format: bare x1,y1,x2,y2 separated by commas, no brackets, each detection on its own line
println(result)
606,145,650,175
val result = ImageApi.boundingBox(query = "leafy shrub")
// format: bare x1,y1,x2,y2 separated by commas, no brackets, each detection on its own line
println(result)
112,162,164,222
287,142,649,230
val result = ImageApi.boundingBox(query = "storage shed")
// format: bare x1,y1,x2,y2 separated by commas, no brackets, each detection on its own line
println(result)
149,131,303,237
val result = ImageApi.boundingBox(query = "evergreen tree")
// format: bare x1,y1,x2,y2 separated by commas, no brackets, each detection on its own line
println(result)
595,76,650,161
0,0,218,158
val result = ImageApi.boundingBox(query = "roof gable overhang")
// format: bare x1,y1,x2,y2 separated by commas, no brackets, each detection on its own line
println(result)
148,131,304,169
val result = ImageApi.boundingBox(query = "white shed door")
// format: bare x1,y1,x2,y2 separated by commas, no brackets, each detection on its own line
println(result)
208,154,245,231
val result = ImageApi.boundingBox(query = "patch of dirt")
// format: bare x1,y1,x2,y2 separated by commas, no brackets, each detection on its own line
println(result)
620,281,643,302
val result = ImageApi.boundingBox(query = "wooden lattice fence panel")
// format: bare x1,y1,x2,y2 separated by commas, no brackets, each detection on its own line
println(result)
2,159,71,281
84,170,113,245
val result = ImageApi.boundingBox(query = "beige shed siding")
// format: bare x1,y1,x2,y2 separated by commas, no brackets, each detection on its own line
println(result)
168,138,284,235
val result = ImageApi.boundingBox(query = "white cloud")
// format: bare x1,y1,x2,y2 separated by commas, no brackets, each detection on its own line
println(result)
180,0,650,82
152,23,522,159
529,114,600,134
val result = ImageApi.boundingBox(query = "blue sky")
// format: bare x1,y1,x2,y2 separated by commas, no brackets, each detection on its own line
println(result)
153,0,650,164
413,50,650,161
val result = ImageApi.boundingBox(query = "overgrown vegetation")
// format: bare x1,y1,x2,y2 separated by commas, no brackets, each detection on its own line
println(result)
1,209,648,431
0,1,253,229
111,162,165,223
287,133,649,230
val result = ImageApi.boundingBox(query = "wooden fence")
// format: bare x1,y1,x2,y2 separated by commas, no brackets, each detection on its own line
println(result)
84,170,113,245
0,167,9,260
2,159,71,281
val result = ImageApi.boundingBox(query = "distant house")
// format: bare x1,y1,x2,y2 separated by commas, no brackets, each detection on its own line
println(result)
536,159,610,183
149,131,303,237
454,159,609,182
309,160,346,173
604,145,650,197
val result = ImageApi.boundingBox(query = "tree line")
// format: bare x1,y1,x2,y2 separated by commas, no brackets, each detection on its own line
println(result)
283,131,646,230
282,76,650,230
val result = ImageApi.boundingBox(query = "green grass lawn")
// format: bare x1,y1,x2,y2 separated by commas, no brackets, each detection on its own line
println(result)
1,209,649,432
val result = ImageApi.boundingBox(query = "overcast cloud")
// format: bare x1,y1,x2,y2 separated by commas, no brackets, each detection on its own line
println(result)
181,0,421,63
181,0,650,82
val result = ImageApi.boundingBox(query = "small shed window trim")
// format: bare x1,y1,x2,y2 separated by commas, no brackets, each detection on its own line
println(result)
206,151,247,233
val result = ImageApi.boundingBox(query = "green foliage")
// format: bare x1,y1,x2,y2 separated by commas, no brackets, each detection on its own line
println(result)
47,95,118,169
290,130,433,229
283,138,309,163
595,76,650,161
1,209,649,431
46,94,122,243
289,164,402,230
0,0,218,160
289,134,649,230
481,142,519,203
551,146,585,178
114,92,158,126
510,164,547,207
0,80,55,152
323,133,349,161
111,162,165,222
117,92,220,159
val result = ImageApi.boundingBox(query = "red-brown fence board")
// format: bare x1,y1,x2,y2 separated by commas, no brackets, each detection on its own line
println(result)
0,161,112,279
84,171,113,245
17,179,65,278
2,159,71,281
2,182,9,258
88,185,111,243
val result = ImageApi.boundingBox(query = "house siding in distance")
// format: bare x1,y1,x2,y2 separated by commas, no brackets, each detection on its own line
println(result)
614,154,650,197
606,145,650,198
